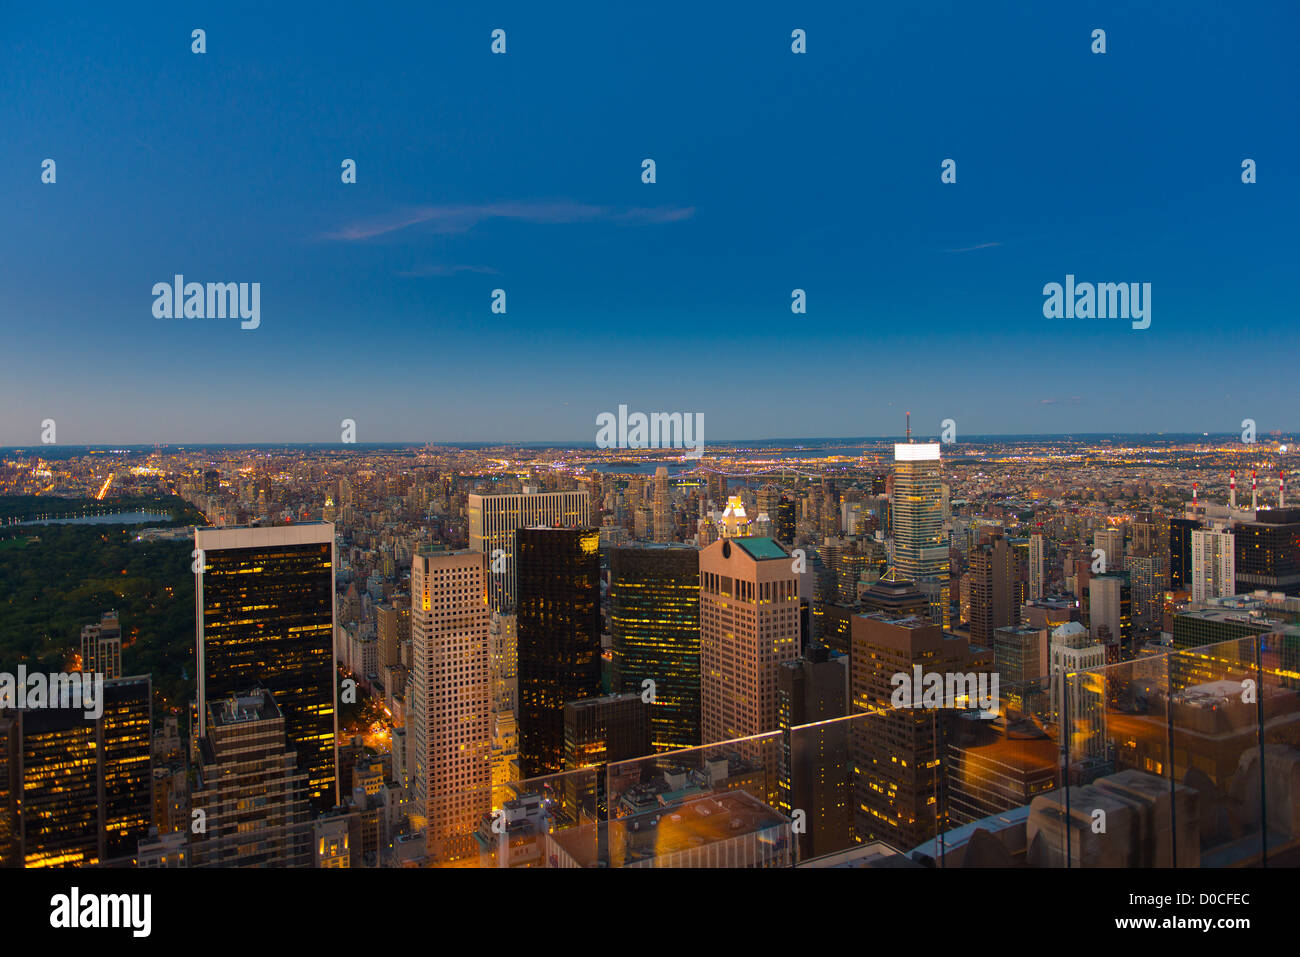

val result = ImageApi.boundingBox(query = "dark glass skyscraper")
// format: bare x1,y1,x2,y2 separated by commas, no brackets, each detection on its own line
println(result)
609,543,700,751
777,496,797,545
1169,517,1201,591
1234,508,1300,595
516,527,602,777
195,524,337,811
777,646,850,860
6,676,151,867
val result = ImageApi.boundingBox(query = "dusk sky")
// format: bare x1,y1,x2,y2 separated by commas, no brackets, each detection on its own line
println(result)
3,1,1298,445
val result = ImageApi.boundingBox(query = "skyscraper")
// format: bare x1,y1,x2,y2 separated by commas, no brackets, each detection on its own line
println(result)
1233,507,1300,595
410,547,491,862
516,527,602,777
1028,531,1046,600
849,614,987,849
699,536,802,743
1088,572,1132,657
80,611,122,680
562,692,651,816
6,676,151,867
1191,523,1236,603
488,610,521,800
1169,517,1201,591
1094,527,1124,572
609,543,701,751
195,523,338,811
467,489,591,613
891,441,951,629
777,646,850,860
653,466,673,542
968,533,1018,646
190,687,312,868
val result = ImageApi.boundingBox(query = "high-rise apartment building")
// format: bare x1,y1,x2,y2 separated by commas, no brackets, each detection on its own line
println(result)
1088,572,1132,656
190,688,312,868
1094,527,1124,572
1028,531,1046,600
968,534,1018,646
467,489,590,612
1191,524,1236,603
699,537,802,743
891,441,951,628
80,611,122,680
516,527,602,777
609,543,701,751
410,547,492,863
195,523,338,811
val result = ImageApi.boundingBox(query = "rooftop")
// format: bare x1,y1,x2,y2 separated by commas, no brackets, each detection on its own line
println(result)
731,537,789,561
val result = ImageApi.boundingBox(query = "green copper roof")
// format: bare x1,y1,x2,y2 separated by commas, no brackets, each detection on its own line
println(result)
733,537,789,560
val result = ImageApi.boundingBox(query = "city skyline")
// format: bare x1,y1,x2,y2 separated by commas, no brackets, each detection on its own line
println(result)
3,0,1299,899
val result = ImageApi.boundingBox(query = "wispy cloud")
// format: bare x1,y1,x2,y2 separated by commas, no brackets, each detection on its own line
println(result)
324,202,695,241
1038,396,1084,406
396,264,500,278
944,241,1002,253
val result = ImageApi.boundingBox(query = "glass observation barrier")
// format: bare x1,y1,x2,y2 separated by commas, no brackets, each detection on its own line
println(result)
419,635,1299,867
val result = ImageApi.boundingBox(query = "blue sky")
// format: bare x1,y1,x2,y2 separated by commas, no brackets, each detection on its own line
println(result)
2,1,1297,445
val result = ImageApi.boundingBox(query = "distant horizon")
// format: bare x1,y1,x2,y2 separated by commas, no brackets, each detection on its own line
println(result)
3,429,1296,455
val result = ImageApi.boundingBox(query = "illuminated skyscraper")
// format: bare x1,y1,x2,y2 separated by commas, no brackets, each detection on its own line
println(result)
516,527,602,777
1233,508,1300,595
609,543,701,750
467,489,591,612
0,717,13,867
849,615,987,849
411,547,492,863
891,440,951,628
1028,531,1046,600
562,692,651,816
699,537,801,743
195,523,337,811
653,466,673,542
489,610,521,801
6,676,151,867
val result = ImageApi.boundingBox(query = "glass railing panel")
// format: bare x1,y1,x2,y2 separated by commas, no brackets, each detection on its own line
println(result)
1054,652,1171,867
1168,636,1265,867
